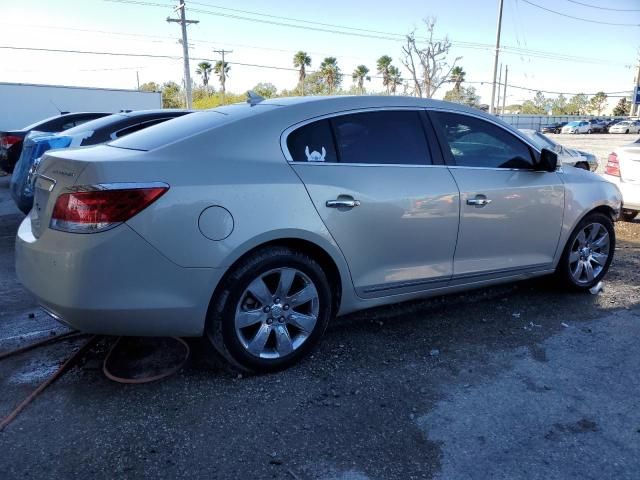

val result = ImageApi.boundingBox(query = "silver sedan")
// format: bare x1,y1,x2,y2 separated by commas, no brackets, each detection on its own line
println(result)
15,96,622,372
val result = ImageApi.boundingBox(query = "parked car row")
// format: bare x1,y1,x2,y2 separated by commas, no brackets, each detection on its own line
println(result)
0,112,110,173
13,95,624,372
541,119,640,135
9,109,191,214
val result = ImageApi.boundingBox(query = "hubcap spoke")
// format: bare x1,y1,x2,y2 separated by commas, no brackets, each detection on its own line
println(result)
247,324,271,356
247,277,273,305
592,232,609,249
569,250,580,263
584,261,595,281
572,261,584,279
236,309,266,328
276,268,296,299
287,285,317,308
274,325,294,356
587,224,601,243
575,231,587,248
287,312,317,334
591,252,608,266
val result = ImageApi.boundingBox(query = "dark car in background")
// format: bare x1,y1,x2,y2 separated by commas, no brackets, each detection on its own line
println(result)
0,112,110,173
541,122,567,134
10,109,191,214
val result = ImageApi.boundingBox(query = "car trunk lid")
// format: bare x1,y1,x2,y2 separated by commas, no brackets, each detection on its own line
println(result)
30,154,89,238
618,145,640,185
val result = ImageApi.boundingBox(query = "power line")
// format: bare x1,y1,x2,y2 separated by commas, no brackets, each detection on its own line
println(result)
101,0,629,66
521,0,640,26
565,0,640,12
1,44,631,97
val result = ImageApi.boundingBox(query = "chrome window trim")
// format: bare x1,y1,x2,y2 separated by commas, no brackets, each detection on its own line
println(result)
280,105,559,172
280,106,434,166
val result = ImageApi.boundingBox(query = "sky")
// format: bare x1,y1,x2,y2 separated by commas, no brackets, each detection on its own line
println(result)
2,0,639,110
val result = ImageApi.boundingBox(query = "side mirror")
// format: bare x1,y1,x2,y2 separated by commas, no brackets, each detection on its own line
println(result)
537,148,558,172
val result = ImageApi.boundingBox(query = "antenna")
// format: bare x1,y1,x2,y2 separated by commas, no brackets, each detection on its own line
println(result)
48,99,63,115
246,90,265,106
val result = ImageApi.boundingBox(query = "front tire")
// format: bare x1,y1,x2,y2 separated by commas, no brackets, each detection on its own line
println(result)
556,212,615,291
206,246,332,373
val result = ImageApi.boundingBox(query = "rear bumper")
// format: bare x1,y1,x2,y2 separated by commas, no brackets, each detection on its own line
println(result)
15,217,223,336
601,174,640,211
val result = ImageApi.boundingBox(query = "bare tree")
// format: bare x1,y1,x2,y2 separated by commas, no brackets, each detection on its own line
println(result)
401,18,461,98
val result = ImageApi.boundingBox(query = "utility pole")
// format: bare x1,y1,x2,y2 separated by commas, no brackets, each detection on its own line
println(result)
136,71,140,90
502,65,508,114
214,49,232,104
496,63,503,114
167,0,199,108
632,63,640,116
489,0,504,114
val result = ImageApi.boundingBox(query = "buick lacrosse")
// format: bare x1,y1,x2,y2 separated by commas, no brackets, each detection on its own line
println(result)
16,96,622,372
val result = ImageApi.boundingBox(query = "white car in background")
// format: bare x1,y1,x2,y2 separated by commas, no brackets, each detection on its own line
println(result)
602,139,640,222
519,129,598,171
608,120,640,135
561,121,592,134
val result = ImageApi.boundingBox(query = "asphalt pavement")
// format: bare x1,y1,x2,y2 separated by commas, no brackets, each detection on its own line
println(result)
0,174,639,480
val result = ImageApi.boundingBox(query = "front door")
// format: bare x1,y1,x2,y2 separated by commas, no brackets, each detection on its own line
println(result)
286,109,460,297
429,110,564,281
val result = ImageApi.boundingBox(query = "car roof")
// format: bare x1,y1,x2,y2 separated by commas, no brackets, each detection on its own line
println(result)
110,96,529,152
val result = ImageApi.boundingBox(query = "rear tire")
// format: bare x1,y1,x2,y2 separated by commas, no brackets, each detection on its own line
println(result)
555,212,615,291
206,246,332,373
621,210,638,222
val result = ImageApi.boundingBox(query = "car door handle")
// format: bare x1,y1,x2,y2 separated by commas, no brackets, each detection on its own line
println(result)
326,198,361,208
466,195,492,207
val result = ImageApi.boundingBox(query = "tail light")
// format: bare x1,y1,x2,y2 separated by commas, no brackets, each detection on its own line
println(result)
605,152,620,177
50,183,168,233
1,135,21,149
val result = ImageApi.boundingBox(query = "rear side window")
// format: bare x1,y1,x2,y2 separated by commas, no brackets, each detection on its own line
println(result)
287,110,431,165
433,111,534,169
331,111,430,165
286,119,338,162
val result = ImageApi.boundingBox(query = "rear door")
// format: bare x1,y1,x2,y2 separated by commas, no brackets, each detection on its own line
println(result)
286,109,460,298
429,110,564,282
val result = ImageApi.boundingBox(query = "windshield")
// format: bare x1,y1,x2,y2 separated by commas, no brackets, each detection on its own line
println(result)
567,121,580,127
522,131,560,153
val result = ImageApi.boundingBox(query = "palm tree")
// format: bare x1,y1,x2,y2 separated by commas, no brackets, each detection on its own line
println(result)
320,57,340,95
293,51,311,95
450,66,466,93
377,55,393,94
214,60,230,97
388,66,402,95
196,61,213,89
352,65,370,95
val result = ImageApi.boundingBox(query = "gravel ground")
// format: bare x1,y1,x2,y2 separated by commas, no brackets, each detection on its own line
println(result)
548,133,639,173
0,173,639,480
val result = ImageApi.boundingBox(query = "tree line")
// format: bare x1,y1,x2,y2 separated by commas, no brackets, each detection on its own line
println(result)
513,91,630,116
139,17,629,116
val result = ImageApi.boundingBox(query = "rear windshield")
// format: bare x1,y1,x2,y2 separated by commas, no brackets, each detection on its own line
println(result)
108,110,228,151
61,114,127,135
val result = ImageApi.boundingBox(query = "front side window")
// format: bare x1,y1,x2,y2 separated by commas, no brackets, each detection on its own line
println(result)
433,111,534,169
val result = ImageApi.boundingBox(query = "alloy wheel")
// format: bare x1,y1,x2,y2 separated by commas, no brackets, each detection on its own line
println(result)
568,222,610,285
234,268,320,359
